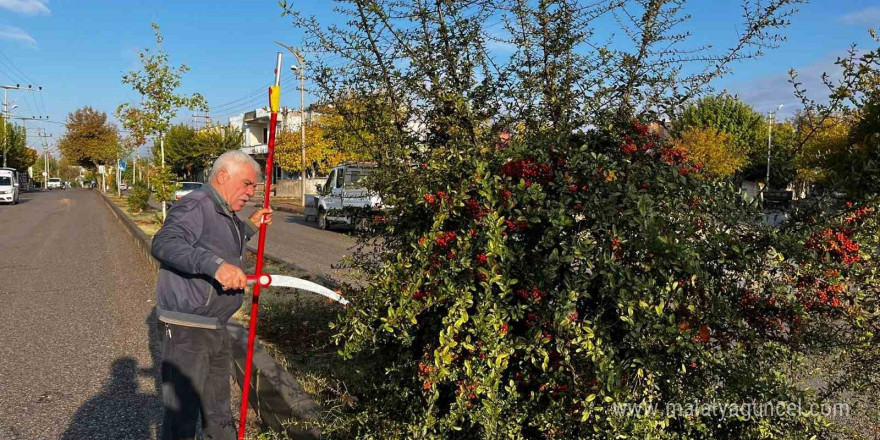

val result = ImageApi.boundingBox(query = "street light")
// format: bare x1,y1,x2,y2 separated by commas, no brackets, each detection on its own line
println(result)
765,104,784,192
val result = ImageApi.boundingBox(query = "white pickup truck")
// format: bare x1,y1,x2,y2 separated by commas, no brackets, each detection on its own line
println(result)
306,163,382,230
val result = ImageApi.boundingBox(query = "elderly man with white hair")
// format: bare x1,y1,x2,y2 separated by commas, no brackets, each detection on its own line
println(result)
151,150,273,439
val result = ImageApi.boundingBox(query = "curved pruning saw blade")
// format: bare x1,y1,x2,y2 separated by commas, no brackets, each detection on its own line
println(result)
267,274,349,305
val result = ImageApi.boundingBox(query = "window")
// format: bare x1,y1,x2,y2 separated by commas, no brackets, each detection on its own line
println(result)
344,167,372,188
0,177,11,185
336,170,345,188
324,170,335,194
181,183,202,191
262,127,269,143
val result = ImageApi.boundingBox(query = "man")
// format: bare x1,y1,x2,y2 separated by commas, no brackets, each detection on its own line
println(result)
152,150,273,439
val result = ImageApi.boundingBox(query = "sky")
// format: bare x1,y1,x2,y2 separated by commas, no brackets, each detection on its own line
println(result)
0,0,877,155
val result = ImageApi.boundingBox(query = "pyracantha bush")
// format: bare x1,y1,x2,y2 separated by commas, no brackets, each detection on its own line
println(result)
324,121,878,439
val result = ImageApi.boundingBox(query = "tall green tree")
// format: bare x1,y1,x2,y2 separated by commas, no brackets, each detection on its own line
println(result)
1,117,34,171
118,22,206,217
57,106,119,168
163,124,201,179
671,94,767,176
197,124,242,159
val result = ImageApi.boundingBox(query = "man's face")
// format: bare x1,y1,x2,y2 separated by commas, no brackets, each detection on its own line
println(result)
216,164,257,212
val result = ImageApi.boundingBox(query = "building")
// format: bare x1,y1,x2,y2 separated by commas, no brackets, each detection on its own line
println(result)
228,106,320,182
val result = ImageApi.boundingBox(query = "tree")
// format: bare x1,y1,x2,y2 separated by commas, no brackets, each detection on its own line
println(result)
670,127,744,177
1,116,35,171
786,30,880,196
57,106,119,169
671,94,766,177
9,146,38,172
118,22,206,218
197,124,242,159
163,124,201,179
793,112,853,184
57,157,82,183
275,112,370,176
272,1,880,439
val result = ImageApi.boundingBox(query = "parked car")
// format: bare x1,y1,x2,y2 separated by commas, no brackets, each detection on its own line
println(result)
173,182,203,203
47,178,63,190
308,163,382,230
0,168,20,204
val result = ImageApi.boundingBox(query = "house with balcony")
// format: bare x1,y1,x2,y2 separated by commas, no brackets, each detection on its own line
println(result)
228,106,320,182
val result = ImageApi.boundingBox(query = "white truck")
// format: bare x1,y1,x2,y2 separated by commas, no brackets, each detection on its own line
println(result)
0,168,20,204
306,163,382,230
47,177,64,190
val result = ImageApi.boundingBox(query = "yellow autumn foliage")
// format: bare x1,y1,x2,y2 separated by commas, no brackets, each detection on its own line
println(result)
672,127,746,177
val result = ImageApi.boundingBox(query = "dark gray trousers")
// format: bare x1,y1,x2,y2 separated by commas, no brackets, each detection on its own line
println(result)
160,323,236,440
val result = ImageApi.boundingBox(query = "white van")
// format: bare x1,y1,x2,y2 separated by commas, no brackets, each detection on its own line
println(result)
0,168,20,204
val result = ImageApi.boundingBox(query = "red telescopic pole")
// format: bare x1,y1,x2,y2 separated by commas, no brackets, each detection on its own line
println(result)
238,52,283,440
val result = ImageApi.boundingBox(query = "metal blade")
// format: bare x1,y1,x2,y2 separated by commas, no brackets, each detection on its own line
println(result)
266,274,349,305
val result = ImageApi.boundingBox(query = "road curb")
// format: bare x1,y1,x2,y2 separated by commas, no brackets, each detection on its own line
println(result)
96,190,159,271
96,190,324,438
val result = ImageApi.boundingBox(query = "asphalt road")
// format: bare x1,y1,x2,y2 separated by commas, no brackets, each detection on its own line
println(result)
0,189,162,439
237,203,359,282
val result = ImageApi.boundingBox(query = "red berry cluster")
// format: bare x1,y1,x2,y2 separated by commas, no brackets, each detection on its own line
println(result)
500,158,554,186
620,143,638,155
796,275,846,310
498,189,513,205
435,231,457,248
610,238,623,260
845,203,873,225
633,121,650,136
424,190,449,208
805,227,861,265
661,147,688,165
474,253,487,265
417,361,435,378
464,199,485,220
504,219,528,233
455,380,479,408
516,286,548,303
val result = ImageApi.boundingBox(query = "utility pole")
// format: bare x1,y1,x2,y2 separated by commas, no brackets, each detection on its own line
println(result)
277,41,308,207
765,104,783,194
35,130,52,189
2,84,42,167
192,113,211,129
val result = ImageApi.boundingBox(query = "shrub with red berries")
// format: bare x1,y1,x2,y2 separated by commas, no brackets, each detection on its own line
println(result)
325,120,878,439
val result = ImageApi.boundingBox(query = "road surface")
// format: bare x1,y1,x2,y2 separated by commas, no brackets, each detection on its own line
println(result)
238,203,359,282
0,189,163,439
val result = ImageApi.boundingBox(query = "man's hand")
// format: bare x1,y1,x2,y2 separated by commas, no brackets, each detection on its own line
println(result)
215,262,247,290
249,208,273,227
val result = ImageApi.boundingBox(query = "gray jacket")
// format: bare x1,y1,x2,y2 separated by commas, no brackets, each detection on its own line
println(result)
152,185,258,329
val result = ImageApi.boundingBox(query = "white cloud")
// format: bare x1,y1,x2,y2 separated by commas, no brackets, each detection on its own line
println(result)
0,25,36,46
839,6,880,25
724,53,846,118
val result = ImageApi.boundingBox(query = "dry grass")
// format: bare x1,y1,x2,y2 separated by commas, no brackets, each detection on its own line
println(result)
105,194,163,237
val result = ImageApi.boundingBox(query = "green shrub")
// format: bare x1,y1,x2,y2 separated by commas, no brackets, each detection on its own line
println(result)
322,121,878,439
127,181,150,213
